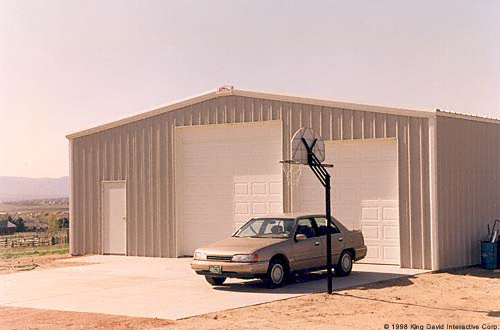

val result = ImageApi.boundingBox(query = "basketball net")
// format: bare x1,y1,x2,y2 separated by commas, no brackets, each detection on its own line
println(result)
282,161,302,187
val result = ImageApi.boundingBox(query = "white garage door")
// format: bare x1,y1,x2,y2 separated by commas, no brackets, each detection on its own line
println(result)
176,121,283,256
295,139,400,265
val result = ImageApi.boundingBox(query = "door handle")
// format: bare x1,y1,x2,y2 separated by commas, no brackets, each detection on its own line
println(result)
338,237,343,241
314,241,320,246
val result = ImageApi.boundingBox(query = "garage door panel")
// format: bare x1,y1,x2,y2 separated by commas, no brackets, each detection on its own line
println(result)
361,187,397,200
183,193,232,202
362,225,380,239
334,149,358,161
177,123,282,256
182,224,233,246
233,175,283,230
234,183,249,195
383,207,399,220
252,203,268,214
269,182,282,195
332,209,356,229
338,167,360,177
183,209,231,218
366,246,380,259
360,165,386,178
360,200,400,265
251,182,267,194
383,226,400,239
361,207,378,220
234,202,250,215
338,189,357,202
383,246,400,262
297,140,399,265
269,202,283,214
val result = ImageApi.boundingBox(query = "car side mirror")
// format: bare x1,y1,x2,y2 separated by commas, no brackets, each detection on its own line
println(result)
295,233,307,241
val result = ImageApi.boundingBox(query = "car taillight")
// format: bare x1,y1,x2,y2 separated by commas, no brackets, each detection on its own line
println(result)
253,254,258,262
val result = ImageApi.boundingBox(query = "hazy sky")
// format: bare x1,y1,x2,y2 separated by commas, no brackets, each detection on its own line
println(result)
1,1,499,178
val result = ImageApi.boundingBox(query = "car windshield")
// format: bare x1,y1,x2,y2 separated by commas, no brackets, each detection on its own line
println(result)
234,218,295,238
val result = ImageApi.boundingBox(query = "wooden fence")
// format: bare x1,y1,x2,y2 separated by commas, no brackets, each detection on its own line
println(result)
0,230,69,248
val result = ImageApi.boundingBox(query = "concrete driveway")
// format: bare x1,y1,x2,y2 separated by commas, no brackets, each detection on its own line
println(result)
0,255,426,320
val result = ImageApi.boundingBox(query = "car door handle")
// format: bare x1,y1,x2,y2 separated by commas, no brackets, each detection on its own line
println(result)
338,237,343,241
314,241,320,246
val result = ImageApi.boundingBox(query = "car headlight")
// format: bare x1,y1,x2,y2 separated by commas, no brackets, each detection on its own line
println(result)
232,254,258,262
194,251,207,260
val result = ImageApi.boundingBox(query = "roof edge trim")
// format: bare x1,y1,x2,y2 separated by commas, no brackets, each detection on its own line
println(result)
67,87,436,140
66,89,219,140
436,110,500,125
232,89,435,119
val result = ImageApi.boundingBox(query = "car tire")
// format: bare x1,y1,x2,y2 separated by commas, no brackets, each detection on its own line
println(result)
334,250,353,277
205,276,226,286
265,259,288,288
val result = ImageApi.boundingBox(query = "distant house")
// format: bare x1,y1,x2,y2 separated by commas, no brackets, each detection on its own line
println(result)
24,219,48,232
0,220,16,235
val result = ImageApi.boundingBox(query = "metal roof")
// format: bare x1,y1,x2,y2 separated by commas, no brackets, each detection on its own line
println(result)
0,220,16,228
66,87,438,140
436,109,500,125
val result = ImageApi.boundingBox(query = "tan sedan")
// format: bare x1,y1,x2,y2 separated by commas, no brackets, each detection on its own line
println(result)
191,214,367,287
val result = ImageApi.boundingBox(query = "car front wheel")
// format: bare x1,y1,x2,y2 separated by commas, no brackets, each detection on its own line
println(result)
265,259,287,288
205,276,226,286
334,250,353,277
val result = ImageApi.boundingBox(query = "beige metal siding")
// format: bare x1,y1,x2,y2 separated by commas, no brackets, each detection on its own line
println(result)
436,114,500,269
70,94,432,269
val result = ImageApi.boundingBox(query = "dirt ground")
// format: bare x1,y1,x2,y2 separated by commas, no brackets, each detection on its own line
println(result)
1,257,499,330
0,253,90,275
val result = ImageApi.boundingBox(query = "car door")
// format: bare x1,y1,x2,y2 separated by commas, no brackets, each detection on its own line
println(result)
313,217,345,266
291,218,322,271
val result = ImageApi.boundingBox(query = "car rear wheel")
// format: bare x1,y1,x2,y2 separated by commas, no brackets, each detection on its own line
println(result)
334,250,353,277
205,276,226,286
265,259,287,288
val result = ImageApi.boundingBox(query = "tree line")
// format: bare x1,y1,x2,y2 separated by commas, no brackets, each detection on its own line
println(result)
1,214,69,232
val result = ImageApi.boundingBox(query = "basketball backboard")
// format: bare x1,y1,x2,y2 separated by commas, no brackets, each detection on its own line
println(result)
290,127,325,165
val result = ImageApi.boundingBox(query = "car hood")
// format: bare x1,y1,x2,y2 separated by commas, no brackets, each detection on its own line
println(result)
197,236,287,255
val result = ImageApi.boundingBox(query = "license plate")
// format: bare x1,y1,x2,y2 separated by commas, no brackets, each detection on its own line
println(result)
209,265,222,274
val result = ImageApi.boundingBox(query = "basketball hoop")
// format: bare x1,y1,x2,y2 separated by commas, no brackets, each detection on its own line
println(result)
291,128,325,165
281,128,333,168
280,127,334,294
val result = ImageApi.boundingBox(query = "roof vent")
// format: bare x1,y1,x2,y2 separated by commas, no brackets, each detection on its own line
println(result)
217,85,234,94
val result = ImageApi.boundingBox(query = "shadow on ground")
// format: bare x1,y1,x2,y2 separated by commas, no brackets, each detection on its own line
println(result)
214,270,416,295
447,266,500,279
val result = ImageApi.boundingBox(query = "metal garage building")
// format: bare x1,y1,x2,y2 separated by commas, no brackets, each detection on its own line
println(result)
66,87,500,271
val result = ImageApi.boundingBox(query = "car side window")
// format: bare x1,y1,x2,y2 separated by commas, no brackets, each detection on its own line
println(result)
313,217,340,235
295,218,317,238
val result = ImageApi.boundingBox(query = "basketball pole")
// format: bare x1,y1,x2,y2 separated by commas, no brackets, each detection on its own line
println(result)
301,137,333,294
325,173,332,294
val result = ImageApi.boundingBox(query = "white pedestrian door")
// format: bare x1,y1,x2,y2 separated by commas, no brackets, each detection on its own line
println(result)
103,181,127,254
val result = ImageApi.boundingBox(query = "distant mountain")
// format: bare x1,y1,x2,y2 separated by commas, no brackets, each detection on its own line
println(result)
0,176,69,202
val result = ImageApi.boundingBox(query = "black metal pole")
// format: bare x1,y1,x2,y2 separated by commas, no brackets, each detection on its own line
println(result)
325,173,332,294
301,137,333,294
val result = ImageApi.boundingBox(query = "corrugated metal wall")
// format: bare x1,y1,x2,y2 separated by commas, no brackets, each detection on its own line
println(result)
436,113,500,269
70,93,432,269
